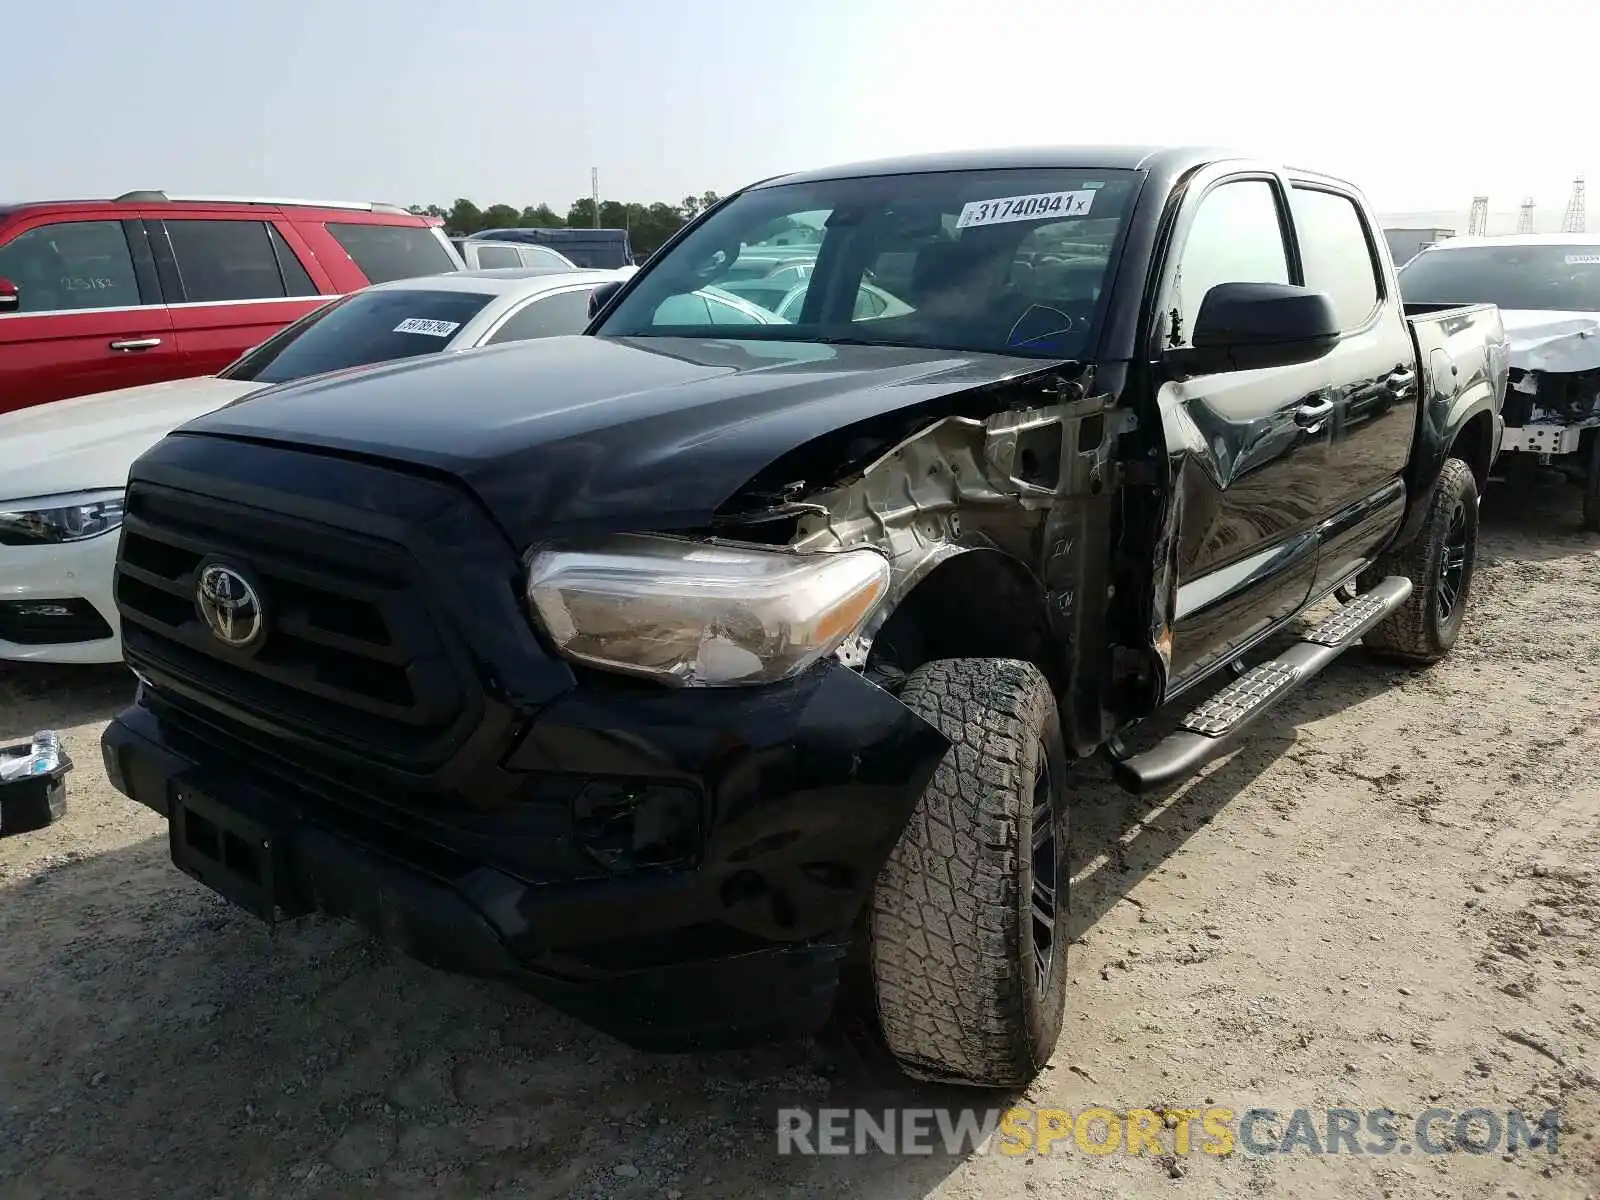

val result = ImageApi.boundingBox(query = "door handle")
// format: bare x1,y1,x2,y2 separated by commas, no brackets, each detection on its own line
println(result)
108,337,162,352
1294,398,1334,428
1385,368,1416,393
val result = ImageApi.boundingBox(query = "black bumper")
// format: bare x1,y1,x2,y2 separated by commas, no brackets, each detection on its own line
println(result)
102,662,947,1051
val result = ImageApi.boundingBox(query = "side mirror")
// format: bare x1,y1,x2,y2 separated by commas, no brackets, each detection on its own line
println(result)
0,278,18,314
1172,282,1339,375
588,280,624,319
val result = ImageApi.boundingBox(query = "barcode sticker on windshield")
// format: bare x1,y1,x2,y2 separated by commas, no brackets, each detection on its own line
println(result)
393,318,461,337
1564,254,1600,265
956,189,1095,229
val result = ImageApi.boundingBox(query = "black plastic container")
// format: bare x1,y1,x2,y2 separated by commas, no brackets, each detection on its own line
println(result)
0,740,72,835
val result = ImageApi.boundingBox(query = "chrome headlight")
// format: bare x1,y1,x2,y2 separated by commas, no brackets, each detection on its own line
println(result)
0,489,126,546
525,533,890,686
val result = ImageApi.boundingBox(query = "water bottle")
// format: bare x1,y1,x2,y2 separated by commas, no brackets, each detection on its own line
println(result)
28,731,61,775
0,730,61,782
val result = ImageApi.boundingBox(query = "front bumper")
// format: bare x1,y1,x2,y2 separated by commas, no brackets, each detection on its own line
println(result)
102,661,948,1050
0,532,122,663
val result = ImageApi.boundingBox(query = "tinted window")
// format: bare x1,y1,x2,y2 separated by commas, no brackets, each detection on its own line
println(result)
165,219,289,302
598,168,1139,359
484,289,593,344
1291,187,1381,330
219,288,493,384
1171,180,1290,347
325,223,457,284
0,220,141,312
268,225,318,296
1399,243,1600,313
474,245,522,269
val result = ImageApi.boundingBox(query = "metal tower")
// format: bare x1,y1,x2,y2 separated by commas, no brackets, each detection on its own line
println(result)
1562,177,1587,234
1468,196,1489,236
1517,197,1536,234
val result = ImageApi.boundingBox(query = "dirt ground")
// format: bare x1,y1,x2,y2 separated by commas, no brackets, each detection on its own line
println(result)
1,481,1596,1200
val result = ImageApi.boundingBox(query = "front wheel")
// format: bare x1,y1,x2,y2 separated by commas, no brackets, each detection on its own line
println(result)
867,658,1070,1088
1360,456,1480,663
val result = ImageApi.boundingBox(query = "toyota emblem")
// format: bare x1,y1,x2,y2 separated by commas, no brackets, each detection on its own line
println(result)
195,563,265,649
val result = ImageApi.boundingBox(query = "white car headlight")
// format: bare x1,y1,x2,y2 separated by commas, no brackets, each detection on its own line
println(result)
0,489,126,546
525,533,890,687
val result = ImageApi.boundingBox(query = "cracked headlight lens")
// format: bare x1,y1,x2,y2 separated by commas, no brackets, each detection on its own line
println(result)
525,533,890,686
0,490,126,545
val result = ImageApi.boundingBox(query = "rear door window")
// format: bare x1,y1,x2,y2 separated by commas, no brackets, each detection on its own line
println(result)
267,225,319,296
164,219,292,302
1290,186,1382,330
520,245,576,269
0,220,143,312
473,244,522,269
484,288,593,344
220,288,494,384
325,223,458,283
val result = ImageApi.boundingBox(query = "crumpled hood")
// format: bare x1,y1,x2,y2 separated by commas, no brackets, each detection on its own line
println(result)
173,334,1067,543
1499,310,1600,374
0,376,266,503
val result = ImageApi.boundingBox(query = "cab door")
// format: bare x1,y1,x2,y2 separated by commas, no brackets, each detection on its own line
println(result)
0,215,177,415
149,215,327,379
1154,173,1337,688
1285,182,1417,596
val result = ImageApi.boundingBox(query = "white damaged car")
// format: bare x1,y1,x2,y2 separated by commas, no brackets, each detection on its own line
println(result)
0,267,627,662
1399,234,1600,530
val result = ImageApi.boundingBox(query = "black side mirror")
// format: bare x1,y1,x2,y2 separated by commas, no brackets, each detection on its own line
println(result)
1171,282,1339,376
588,280,624,319
0,278,18,315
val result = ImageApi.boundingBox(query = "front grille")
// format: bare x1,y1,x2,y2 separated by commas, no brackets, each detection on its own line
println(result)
115,481,470,765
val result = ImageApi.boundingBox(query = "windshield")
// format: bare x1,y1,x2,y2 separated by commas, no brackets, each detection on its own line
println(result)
595,168,1139,359
220,288,494,384
1399,244,1600,313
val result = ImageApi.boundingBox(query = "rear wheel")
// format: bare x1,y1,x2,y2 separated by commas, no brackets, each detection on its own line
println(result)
1360,456,1480,663
867,658,1070,1087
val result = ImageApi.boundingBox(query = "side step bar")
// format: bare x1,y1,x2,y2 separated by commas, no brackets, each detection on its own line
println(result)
1112,575,1413,794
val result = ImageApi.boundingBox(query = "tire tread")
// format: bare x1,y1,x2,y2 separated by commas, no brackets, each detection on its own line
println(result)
868,657,1059,1087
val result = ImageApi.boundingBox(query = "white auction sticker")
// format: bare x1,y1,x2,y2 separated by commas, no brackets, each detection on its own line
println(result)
1564,253,1600,265
955,189,1094,229
393,317,461,337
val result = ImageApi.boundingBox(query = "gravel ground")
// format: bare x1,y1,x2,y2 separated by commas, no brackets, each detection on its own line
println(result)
1,481,1597,1200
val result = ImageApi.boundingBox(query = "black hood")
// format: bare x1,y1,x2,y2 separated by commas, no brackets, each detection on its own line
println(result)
178,334,1067,544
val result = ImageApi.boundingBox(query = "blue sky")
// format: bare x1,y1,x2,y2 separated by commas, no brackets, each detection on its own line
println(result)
5,0,1595,220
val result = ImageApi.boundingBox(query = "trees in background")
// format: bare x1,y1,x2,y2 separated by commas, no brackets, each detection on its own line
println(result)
410,192,721,256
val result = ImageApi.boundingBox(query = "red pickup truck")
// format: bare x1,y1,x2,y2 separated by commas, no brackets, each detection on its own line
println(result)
0,193,463,415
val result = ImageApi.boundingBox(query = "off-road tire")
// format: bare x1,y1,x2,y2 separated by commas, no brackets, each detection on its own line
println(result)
1582,434,1600,533
1360,456,1479,663
867,658,1070,1088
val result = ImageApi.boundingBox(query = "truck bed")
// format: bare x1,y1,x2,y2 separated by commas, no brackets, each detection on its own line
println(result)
1404,301,1505,391
1400,300,1508,499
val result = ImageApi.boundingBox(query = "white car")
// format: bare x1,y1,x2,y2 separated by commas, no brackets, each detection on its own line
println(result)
450,236,578,271
0,266,627,664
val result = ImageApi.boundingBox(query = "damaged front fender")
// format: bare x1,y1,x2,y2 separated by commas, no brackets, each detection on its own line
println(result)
718,378,1133,676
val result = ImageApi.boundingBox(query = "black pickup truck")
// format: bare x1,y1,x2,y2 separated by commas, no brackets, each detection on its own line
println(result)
102,146,1508,1088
